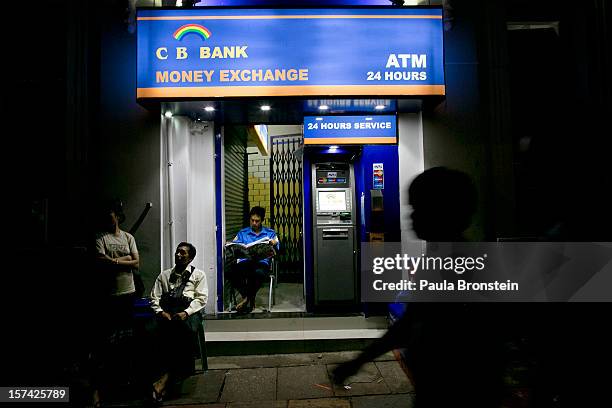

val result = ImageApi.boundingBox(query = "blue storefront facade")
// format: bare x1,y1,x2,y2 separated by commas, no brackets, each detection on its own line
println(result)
134,4,450,314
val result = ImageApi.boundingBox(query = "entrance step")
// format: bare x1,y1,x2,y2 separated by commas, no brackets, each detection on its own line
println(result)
203,313,388,356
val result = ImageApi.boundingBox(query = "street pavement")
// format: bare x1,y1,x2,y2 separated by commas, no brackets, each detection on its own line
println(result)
87,344,533,408
102,351,415,408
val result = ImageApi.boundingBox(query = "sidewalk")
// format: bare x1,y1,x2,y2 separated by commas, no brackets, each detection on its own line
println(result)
106,351,414,408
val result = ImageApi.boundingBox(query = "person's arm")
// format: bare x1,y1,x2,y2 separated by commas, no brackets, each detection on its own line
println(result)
184,270,209,317
121,233,139,268
150,273,171,320
117,252,138,268
95,237,119,267
97,253,115,263
101,254,137,267
225,234,241,251
95,235,139,268
232,230,244,243
269,231,280,252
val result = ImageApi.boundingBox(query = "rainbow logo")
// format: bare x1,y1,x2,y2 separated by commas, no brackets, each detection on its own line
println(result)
173,24,212,41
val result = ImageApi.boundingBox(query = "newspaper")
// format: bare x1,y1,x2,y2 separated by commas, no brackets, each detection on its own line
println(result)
225,237,276,263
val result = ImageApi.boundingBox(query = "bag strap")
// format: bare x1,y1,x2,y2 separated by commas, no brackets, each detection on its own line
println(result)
174,265,195,298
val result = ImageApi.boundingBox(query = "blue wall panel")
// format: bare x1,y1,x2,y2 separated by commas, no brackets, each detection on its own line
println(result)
357,145,401,242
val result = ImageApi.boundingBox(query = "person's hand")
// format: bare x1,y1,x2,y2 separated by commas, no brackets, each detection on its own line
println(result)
159,311,172,321
331,360,361,385
173,311,188,321
270,237,279,246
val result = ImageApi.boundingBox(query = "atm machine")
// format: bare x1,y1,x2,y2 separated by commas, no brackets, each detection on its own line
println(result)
312,161,358,308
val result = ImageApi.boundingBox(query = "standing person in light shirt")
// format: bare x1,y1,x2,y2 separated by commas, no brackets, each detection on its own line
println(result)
149,242,208,403
90,200,140,408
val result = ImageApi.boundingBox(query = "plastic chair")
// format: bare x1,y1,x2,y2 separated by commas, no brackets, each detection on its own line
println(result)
267,258,278,312
224,246,277,312
229,258,276,312
196,317,208,371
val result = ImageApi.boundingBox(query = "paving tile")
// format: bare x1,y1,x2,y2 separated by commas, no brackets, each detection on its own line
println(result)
313,351,363,365
164,404,226,408
351,394,416,408
374,361,415,393
287,398,351,408
229,400,288,408
103,401,143,407
168,370,226,405
208,351,365,370
277,365,334,400
302,316,385,331
209,353,321,369
373,351,396,362
327,362,391,397
220,367,277,402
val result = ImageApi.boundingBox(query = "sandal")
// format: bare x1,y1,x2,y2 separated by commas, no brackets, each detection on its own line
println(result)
151,386,165,405
92,390,102,408
235,298,249,312
237,304,254,314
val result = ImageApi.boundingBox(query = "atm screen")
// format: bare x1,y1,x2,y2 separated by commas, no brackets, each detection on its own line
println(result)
318,191,347,212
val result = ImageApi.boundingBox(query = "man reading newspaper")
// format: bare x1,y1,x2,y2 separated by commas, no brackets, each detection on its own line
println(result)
225,206,279,313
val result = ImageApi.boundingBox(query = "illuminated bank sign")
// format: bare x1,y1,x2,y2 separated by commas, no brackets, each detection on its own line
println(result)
304,115,397,145
137,8,445,99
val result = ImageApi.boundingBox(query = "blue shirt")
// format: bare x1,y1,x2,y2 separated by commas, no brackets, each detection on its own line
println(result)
234,226,280,266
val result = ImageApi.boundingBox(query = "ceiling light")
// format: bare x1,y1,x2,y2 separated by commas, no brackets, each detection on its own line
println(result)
318,105,329,110
374,105,386,110
365,117,373,121
164,111,173,118
261,105,271,111
315,117,323,121
204,106,215,112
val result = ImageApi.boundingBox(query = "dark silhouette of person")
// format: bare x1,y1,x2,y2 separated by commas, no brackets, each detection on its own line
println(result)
408,166,477,242
332,167,504,408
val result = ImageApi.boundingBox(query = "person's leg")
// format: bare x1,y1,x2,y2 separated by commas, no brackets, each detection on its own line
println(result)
115,293,136,384
246,263,270,309
90,294,128,406
153,373,169,402
153,319,197,401
229,262,250,299
88,295,108,407
235,261,258,311
152,318,174,400
170,319,197,379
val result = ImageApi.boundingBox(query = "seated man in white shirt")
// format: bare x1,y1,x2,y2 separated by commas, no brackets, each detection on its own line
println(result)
149,242,208,403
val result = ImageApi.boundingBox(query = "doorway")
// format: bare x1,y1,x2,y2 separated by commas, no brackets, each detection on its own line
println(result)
222,124,304,313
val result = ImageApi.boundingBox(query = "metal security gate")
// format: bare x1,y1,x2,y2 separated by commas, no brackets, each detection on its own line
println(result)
224,126,249,241
270,135,303,282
